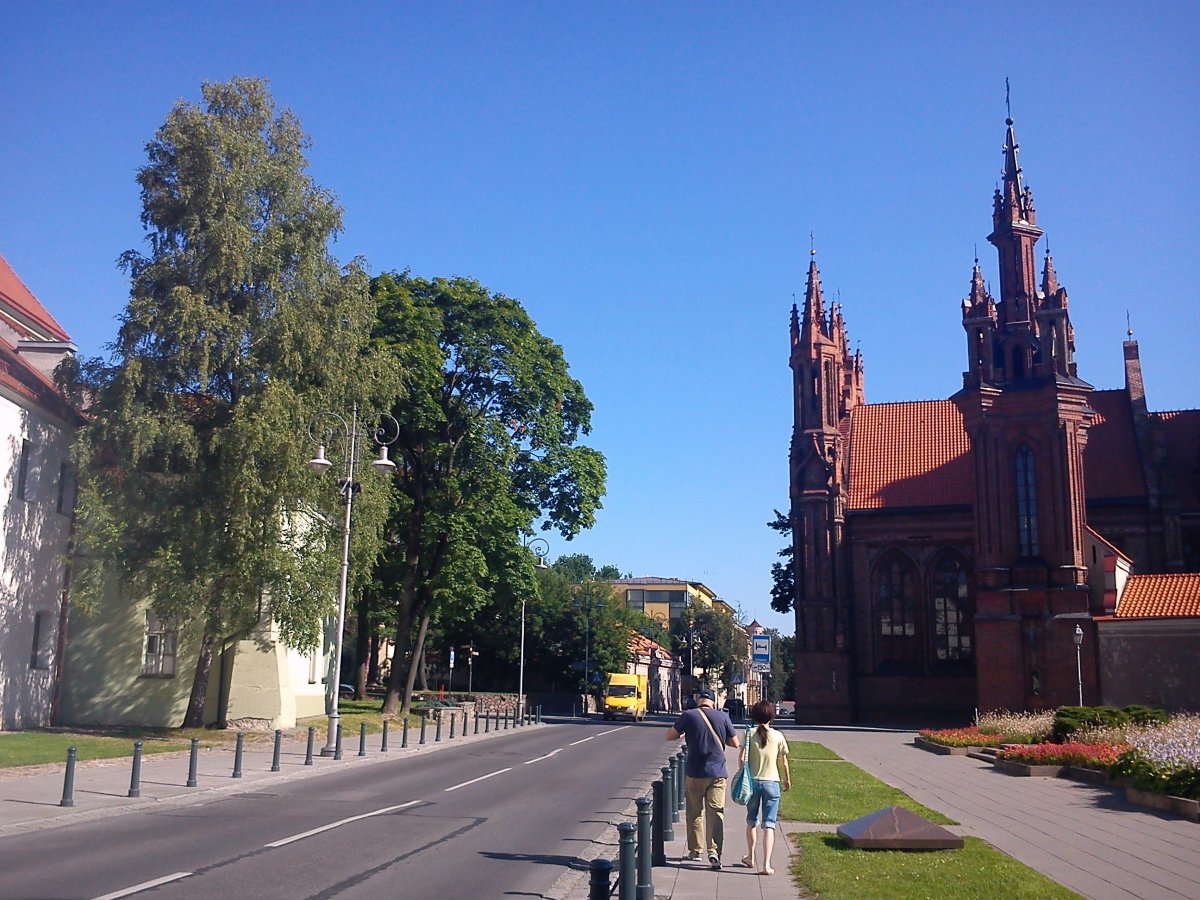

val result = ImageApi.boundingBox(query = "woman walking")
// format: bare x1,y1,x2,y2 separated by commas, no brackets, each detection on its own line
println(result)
741,700,790,874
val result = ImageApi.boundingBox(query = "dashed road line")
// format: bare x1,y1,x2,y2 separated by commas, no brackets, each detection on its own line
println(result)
444,767,512,792
93,872,192,899
265,801,420,847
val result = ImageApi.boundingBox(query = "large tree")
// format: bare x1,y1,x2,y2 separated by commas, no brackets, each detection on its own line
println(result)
673,603,747,691
369,272,606,717
768,509,795,614
64,78,386,727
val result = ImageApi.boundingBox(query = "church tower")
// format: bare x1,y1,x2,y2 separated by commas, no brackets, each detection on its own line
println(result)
790,251,861,723
953,114,1097,712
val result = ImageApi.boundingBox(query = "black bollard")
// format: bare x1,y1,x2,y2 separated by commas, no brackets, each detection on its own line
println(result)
128,741,143,798
435,713,443,743
402,718,409,749
462,708,468,736
667,757,680,823
675,750,686,812
636,795,653,899
537,705,542,725
305,726,315,765
449,713,456,739
60,747,77,807
588,858,613,900
420,715,427,745
334,724,344,760
359,722,367,756
233,732,244,778
618,822,636,900
474,710,479,735
660,766,674,841
382,721,390,752
271,729,282,772
186,738,200,787
650,780,666,867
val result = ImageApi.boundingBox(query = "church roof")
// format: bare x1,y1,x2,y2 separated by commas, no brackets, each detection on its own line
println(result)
847,400,974,510
1086,390,1148,500
0,252,71,342
1114,573,1200,619
1156,409,1200,508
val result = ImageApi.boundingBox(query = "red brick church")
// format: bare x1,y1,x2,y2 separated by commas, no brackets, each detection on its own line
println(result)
789,113,1200,723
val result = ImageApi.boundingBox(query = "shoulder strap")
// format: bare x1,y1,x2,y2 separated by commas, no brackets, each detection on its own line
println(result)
696,708,722,742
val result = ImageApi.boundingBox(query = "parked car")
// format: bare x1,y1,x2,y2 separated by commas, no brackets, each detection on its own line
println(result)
776,700,795,717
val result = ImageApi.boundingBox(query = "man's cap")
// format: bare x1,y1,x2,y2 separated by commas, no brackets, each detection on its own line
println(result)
697,687,715,700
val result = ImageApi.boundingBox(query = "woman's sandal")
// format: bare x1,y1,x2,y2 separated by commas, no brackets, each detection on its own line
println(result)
760,866,775,876
741,855,754,868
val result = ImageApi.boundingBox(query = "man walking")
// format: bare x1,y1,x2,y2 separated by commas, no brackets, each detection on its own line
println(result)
666,687,739,869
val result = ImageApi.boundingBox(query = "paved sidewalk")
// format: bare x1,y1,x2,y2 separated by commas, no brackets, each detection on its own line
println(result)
794,725,1200,900
0,716,536,837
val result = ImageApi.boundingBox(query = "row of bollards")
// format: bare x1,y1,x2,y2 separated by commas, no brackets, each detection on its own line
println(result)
57,703,547,808
588,747,685,899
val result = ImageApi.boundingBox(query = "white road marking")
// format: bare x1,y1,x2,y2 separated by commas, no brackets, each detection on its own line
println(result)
570,725,630,746
265,801,420,847
524,748,563,765
93,872,192,899
569,736,595,745
444,767,512,792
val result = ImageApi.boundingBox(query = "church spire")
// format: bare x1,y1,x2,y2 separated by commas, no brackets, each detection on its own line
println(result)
1041,248,1059,299
800,251,829,341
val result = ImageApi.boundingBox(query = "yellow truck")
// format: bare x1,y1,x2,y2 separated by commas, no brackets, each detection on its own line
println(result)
603,672,648,721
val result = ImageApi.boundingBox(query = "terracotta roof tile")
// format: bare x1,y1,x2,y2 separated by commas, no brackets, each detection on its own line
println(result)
1115,573,1200,619
0,252,71,342
848,400,974,510
1085,391,1147,500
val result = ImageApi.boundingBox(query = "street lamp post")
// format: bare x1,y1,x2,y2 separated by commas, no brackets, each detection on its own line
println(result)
1073,624,1084,706
573,581,604,715
519,536,549,722
463,643,479,694
307,404,399,756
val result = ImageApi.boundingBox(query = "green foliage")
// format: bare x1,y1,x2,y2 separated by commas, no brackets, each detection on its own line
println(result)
1052,705,1166,743
767,508,795,614
672,603,748,691
64,78,386,723
368,271,606,713
1112,751,1200,801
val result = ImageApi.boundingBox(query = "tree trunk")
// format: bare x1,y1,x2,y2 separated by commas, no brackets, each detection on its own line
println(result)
354,592,371,700
183,624,217,728
405,610,433,708
417,641,429,691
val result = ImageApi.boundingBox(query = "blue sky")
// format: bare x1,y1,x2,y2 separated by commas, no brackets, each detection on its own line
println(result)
4,3,1197,635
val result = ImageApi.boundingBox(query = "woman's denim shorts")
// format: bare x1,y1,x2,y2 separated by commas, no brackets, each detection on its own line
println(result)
746,778,782,828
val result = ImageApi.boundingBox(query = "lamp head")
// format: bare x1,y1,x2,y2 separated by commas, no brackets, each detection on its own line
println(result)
370,445,397,474
1073,624,1084,646
307,445,333,474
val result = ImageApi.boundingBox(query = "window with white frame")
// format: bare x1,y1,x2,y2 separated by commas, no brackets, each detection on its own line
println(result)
142,611,177,677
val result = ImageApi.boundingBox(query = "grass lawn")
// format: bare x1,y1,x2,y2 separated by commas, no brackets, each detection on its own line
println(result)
781,755,955,825
0,731,191,768
790,833,1081,899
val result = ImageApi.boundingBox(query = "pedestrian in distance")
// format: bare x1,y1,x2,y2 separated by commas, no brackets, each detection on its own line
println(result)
740,700,790,875
666,686,739,870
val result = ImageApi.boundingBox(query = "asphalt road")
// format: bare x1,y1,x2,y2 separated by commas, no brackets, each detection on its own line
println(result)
0,716,676,900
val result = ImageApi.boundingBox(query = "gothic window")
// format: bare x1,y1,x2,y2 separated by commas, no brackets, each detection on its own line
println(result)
1015,444,1039,557
930,554,972,666
874,552,919,672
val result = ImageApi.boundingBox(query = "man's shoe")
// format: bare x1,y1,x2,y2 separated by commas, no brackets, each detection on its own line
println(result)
709,853,721,870
686,851,702,861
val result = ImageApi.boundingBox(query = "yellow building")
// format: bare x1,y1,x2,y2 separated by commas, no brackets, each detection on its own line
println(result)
612,576,717,628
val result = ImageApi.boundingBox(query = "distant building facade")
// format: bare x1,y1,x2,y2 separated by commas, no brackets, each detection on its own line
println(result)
789,116,1200,723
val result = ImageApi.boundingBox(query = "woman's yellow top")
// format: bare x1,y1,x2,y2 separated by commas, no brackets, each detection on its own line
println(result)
746,726,789,782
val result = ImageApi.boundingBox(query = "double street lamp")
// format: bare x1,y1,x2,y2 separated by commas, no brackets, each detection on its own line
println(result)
307,404,399,756
519,536,549,722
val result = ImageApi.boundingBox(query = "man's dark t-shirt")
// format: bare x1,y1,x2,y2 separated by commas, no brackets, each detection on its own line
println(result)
673,707,737,778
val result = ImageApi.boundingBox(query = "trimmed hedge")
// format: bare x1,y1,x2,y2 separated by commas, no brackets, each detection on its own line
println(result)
1051,705,1168,743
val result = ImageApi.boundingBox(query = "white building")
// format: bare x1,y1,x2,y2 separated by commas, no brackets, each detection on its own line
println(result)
0,253,78,730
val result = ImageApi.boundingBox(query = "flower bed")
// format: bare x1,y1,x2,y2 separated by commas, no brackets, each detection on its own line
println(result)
1112,714,1200,802
997,741,1129,770
918,726,1006,749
